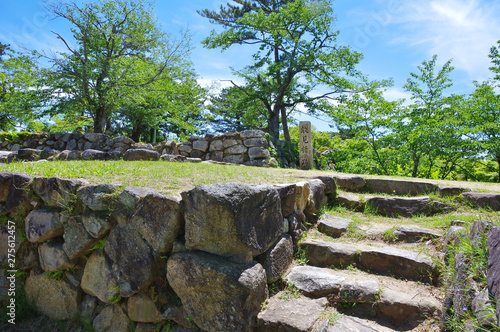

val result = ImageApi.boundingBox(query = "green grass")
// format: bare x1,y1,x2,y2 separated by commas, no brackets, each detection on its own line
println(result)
0,160,312,198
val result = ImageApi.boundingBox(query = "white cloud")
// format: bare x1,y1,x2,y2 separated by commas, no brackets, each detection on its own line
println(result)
390,0,500,80
383,87,412,103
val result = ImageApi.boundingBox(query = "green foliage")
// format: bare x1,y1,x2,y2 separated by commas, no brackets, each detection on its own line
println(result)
41,0,197,135
208,85,267,133
279,281,302,300
0,46,43,131
293,247,309,266
201,0,369,142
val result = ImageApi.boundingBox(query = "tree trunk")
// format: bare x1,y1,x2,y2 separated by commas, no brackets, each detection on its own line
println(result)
497,156,500,183
268,108,280,143
280,105,291,142
94,109,108,134
412,154,420,178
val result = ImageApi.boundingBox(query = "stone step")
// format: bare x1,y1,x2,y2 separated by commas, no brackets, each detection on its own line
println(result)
336,192,452,217
284,266,441,328
300,239,440,284
393,225,442,242
317,213,354,238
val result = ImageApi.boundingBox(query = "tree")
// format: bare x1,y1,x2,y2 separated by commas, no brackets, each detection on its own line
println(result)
400,55,460,178
466,81,500,182
207,85,267,133
326,88,400,175
0,44,42,130
200,0,365,142
489,40,500,81
43,0,192,134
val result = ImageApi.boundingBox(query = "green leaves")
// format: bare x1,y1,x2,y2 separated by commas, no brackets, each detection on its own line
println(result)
201,0,366,141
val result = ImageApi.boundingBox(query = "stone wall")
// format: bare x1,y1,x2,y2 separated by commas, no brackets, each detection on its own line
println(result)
0,130,271,166
0,172,335,331
176,130,270,166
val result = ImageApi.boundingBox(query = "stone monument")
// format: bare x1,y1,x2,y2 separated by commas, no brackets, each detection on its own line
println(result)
299,121,313,170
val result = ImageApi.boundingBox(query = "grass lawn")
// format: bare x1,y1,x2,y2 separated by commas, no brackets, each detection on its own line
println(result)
1,160,500,198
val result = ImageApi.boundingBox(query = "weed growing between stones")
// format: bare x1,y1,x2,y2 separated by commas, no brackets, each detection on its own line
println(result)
443,219,500,331
279,281,302,300
381,226,398,242
320,308,343,325
293,247,309,266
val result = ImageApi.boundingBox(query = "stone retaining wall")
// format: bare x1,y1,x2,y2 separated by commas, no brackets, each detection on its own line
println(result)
0,172,335,331
0,130,271,166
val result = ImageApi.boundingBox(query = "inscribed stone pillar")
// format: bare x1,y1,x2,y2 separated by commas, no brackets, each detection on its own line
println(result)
299,121,313,170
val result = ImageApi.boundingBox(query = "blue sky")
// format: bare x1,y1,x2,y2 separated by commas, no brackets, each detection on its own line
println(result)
1,0,500,131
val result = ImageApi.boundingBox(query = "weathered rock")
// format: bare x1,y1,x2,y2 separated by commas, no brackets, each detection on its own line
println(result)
274,184,297,217
25,273,81,321
0,172,14,202
288,212,307,250
123,149,160,161
161,154,187,162
33,176,88,208
16,148,41,161
66,139,78,150
6,173,40,215
394,225,442,242
317,214,353,238
488,227,500,323
81,213,114,239
192,140,209,152
182,183,283,263
365,196,434,217
295,181,311,212
93,305,134,332
462,192,500,211
444,226,467,246
241,130,265,138
81,149,108,160
257,234,294,283
113,136,135,145
167,251,268,332
38,238,76,272
162,305,192,329
256,296,328,332
209,140,223,151
359,247,438,283
105,222,156,297
438,186,471,197
300,239,358,268
338,280,379,303
286,266,344,297
314,176,337,195
84,133,102,143
244,138,266,147
334,176,366,191
329,316,379,332
129,193,182,254
189,149,204,159
186,157,202,163
378,289,438,322
77,184,120,211
470,220,491,247
117,186,157,211
63,216,99,259
472,288,496,327
80,294,98,321
128,293,163,323
366,179,437,196
225,144,247,154
223,154,245,164
336,192,365,212
132,143,154,150
248,147,269,159
81,250,119,303
306,179,327,215
25,209,63,243
178,144,193,154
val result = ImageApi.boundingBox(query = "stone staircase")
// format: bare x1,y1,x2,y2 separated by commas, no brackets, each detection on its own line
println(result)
256,212,445,331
